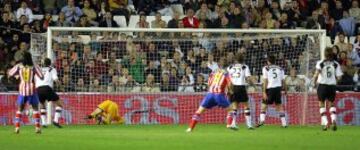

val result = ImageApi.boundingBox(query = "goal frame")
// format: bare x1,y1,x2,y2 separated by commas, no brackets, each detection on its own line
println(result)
44,27,327,125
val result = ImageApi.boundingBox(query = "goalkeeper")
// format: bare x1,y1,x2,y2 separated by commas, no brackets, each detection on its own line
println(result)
86,100,124,124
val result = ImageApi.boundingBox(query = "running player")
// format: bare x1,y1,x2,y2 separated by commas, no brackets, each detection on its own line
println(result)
312,47,343,131
186,68,235,132
8,52,44,134
257,55,287,128
86,100,123,124
35,58,63,128
227,53,256,129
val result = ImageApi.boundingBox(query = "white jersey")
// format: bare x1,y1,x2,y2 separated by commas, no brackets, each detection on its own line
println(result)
35,67,58,88
315,60,343,85
262,65,285,89
227,64,251,86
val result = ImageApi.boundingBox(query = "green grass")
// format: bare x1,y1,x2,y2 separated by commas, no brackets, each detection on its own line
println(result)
0,124,359,150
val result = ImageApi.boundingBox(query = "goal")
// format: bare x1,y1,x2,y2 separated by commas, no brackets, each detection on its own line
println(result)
28,27,332,126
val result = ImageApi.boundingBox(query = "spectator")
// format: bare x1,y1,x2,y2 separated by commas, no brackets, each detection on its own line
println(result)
182,8,200,28
326,18,343,40
13,42,28,62
337,65,354,91
339,11,357,36
90,79,105,92
107,75,120,92
136,14,149,28
109,0,130,17
76,15,91,27
61,0,83,23
209,4,221,21
331,0,344,21
56,12,73,27
350,34,360,66
151,12,166,28
194,74,207,92
167,11,181,28
195,3,211,19
99,12,119,27
306,10,325,29
285,68,305,92
178,66,195,92
261,12,276,29
16,1,34,23
98,1,110,19
59,74,75,92
349,0,360,22
82,0,98,24
353,68,360,91
145,60,161,83
125,75,141,92
42,12,55,30
75,78,88,92
135,0,156,15
0,12,15,42
128,56,145,83
335,32,349,52
229,6,245,28
2,3,16,22
142,74,160,92
270,1,281,20
338,51,349,65
42,0,57,14
279,13,295,29
160,73,177,92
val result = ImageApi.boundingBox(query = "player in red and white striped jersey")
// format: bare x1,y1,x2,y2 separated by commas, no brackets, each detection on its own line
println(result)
187,68,236,132
8,52,44,134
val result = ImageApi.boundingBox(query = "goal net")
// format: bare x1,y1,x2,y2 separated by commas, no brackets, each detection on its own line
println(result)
26,28,333,126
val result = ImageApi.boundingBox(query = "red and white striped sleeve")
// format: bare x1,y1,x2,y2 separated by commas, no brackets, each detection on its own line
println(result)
34,65,44,80
8,64,19,77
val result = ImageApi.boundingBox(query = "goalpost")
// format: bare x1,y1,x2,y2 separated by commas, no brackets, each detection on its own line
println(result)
30,27,328,125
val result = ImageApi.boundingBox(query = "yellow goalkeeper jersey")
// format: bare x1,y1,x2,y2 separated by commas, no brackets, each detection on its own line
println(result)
98,100,122,124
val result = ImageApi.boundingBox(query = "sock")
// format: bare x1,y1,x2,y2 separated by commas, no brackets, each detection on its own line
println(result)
226,111,235,126
244,108,252,128
260,111,266,123
231,110,237,126
320,107,328,126
15,111,22,128
54,107,62,123
330,107,337,124
279,112,287,127
33,111,40,128
40,109,47,125
189,113,200,130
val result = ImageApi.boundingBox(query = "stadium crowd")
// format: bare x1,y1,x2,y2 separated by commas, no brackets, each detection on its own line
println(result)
0,0,360,92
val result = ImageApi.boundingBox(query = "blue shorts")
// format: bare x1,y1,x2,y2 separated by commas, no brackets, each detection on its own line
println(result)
17,94,39,106
200,93,230,109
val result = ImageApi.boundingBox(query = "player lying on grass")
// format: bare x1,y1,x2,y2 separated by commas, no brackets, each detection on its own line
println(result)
186,67,236,132
35,58,63,128
257,55,288,128
86,100,124,124
312,47,343,131
8,52,44,134
227,53,257,130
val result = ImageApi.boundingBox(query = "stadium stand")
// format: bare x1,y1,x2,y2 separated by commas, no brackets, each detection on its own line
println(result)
0,0,360,92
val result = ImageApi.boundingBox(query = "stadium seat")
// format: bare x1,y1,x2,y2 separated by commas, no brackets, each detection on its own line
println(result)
113,16,127,28
33,15,44,20
325,36,333,47
349,36,356,44
52,15,59,21
128,15,139,28
334,35,349,44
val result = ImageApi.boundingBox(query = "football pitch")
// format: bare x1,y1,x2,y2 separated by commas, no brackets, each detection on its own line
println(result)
0,124,359,150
